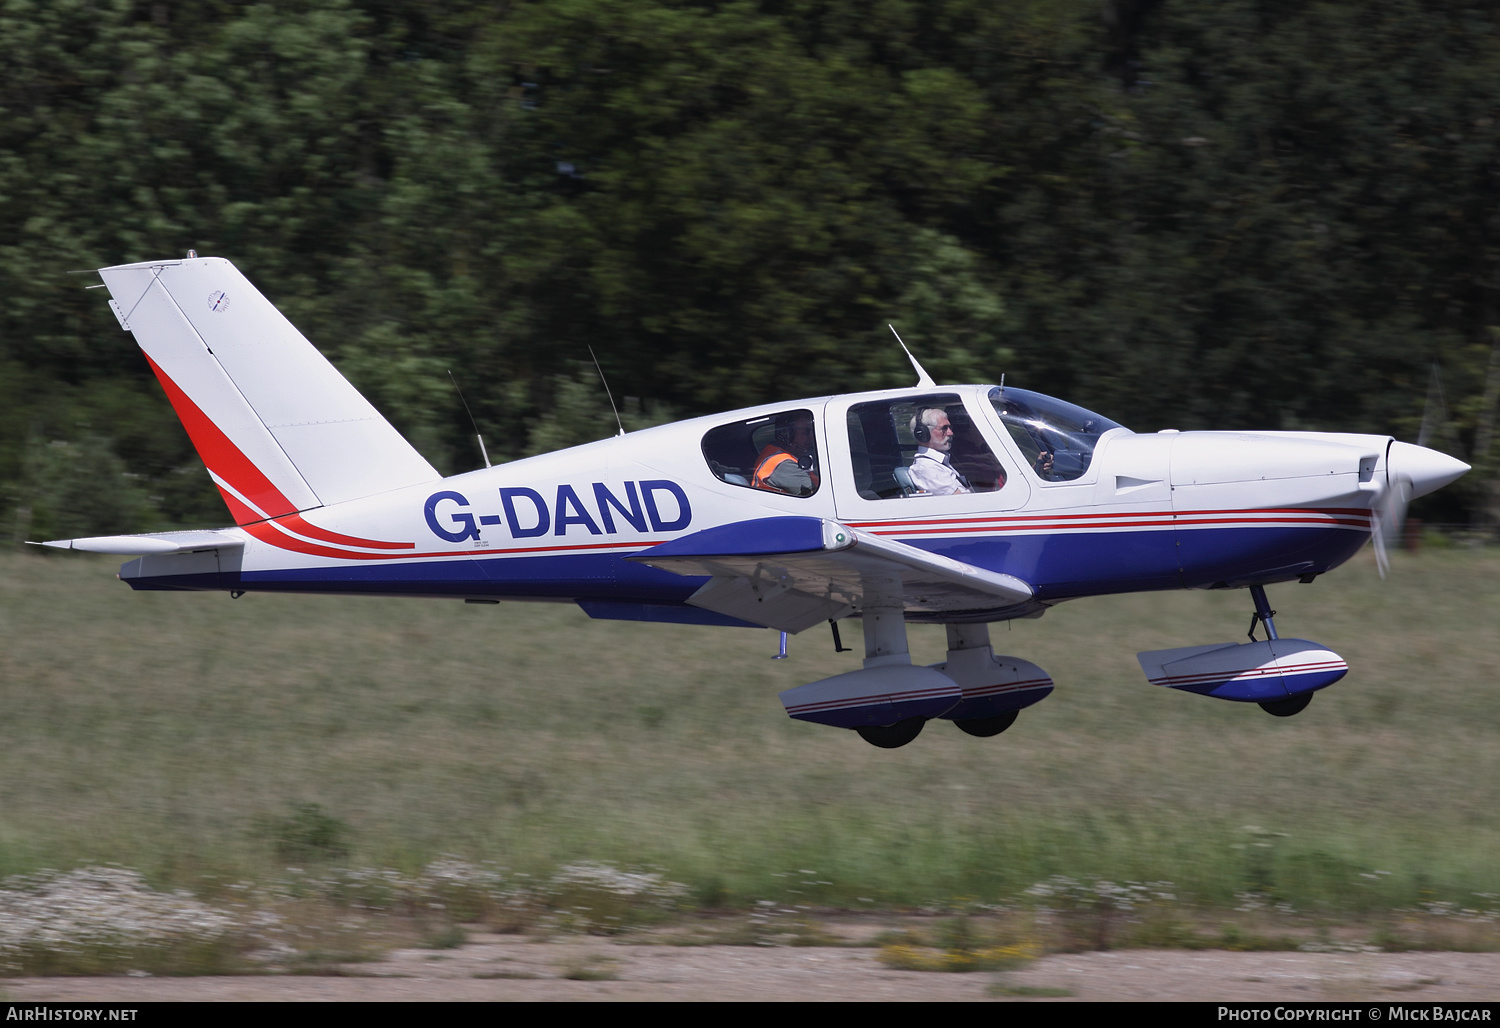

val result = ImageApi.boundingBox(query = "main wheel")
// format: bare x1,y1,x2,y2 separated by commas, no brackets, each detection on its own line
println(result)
856,717,926,749
954,710,1019,738
1259,694,1313,717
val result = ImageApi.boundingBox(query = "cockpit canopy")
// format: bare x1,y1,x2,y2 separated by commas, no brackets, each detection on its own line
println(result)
989,387,1123,482
698,385,1126,501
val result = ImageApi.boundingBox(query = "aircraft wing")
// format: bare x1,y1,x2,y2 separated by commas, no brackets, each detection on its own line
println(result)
628,516,1033,633
36,530,245,555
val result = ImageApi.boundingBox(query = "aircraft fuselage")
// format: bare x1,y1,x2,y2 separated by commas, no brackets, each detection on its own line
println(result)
117,385,1453,628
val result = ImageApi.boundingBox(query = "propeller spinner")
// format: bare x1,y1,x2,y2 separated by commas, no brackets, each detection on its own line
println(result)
1371,440,1470,577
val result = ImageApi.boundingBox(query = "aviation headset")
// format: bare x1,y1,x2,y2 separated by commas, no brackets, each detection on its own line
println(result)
774,412,813,448
910,406,946,445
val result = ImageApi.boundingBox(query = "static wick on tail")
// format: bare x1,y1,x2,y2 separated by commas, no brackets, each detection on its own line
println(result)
888,324,936,387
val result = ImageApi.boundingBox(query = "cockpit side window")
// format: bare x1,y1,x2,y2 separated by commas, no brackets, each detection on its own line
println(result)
989,387,1123,482
846,394,1006,499
702,409,821,497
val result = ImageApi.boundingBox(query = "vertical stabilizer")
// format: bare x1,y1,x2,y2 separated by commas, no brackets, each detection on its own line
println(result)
99,257,439,523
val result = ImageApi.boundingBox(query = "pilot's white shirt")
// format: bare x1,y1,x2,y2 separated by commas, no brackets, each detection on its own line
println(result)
908,447,970,495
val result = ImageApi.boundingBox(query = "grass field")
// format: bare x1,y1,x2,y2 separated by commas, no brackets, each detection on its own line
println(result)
1,544,1496,923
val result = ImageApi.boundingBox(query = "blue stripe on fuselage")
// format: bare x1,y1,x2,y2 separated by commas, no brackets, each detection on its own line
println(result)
124,525,1369,607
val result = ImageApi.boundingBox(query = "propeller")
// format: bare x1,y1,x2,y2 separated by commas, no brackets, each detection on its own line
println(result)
1370,472,1410,579
1371,365,1469,578
1371,439,1470,578
1417,363,1450,451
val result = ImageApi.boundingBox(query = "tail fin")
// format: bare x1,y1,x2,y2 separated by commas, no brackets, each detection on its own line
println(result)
99,257,438,524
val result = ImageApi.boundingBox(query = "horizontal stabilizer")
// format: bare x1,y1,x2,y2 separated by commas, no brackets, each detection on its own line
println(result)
630,516,1033,632
37,530,245,556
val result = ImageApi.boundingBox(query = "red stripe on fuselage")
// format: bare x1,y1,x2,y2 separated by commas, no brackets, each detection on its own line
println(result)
243,516,663,562
275,512,415,550
847,507,1370,536
846,507,1370,530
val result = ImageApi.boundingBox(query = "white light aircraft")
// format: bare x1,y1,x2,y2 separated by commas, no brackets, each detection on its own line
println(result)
45,256,1471,748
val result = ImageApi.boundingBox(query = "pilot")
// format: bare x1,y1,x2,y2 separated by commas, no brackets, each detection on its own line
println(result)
752,412,820,496
907,407,971,495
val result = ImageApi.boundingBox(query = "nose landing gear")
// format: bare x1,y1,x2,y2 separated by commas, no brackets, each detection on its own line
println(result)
1247,584,1312,717
1137,584,1347,715
1259,693,1313,717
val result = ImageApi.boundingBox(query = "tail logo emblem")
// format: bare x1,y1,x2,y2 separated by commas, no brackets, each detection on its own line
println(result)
207,290,231,313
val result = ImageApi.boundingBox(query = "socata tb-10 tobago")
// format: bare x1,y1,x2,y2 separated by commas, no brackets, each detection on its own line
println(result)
45,256,1470,748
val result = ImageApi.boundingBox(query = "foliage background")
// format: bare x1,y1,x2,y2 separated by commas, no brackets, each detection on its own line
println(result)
2,0,1496,538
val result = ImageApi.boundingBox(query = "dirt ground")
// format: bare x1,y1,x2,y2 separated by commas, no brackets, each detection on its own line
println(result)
4,927,1500,1001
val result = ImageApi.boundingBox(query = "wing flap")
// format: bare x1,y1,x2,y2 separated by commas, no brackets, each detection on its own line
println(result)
629,516,1032,632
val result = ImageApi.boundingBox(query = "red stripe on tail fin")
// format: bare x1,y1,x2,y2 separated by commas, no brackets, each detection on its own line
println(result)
144,354,299,523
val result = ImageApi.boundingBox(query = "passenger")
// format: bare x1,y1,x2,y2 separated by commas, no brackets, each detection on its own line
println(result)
752,413,820,496
907,407,971,495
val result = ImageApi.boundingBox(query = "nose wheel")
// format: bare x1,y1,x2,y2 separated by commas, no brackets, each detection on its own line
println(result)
1259,694,1312,718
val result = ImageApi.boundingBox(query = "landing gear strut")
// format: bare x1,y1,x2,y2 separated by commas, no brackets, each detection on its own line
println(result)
1138,589,1346,713
853,605,927,748
844,617,1047,746
1247,584,1279,642
777,607,1052,748
1248,583,1312,718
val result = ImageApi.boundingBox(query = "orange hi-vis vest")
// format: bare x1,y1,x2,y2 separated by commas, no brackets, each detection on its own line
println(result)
752,446,820,493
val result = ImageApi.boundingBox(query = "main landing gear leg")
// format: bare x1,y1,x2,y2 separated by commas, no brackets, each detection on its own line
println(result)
945,623,1019,738
854,604,927,749
1247,584,1279,642
1247,584,1313,718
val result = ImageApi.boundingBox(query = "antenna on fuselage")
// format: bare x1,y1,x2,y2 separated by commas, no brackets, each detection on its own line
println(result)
888,324,937,387
588,346,626,437
448,370,492,469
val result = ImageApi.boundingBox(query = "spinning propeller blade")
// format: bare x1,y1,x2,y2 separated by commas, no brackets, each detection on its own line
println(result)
1370,475,1410,579
1372,366,1469,579
1372,440,1469,578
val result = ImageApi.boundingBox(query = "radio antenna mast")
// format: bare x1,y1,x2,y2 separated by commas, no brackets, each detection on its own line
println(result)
589,346,626,437
888,324,937,387
448,370,491,469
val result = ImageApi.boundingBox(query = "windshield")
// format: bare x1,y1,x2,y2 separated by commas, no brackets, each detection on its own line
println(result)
988,387,1124,482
